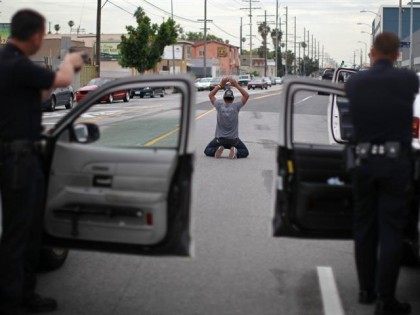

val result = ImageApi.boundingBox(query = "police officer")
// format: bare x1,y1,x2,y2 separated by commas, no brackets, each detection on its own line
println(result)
346,32,419,315
0,9,83,314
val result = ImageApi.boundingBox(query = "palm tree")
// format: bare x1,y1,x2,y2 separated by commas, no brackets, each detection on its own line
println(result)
271,28,283,76
68,20,75,34
54,24,60,34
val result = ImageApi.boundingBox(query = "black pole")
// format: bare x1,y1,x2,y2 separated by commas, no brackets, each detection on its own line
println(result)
96,0,101,76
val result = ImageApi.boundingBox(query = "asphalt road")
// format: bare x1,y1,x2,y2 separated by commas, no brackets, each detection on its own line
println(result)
38,83,420,315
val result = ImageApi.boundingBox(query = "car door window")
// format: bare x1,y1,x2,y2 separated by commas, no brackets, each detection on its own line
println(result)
43,77,194,256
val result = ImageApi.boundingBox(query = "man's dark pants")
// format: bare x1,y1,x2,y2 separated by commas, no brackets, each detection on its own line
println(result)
352,156,412,299
204,137,249,158
0,152,45,313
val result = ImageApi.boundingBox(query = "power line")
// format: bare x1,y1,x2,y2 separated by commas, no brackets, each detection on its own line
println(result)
139,0,199,23
211,22,237,39
107,0,134,16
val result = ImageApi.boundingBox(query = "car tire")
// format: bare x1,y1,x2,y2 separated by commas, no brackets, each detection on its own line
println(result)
160,93,164,98
65,94,74,109
123,91,130,103
107,94,114,103
49,96,56,112
38,248,69,272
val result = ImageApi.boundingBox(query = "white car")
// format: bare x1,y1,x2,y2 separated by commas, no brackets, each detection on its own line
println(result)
263,77,272,87
274,77,283,85
194,77,212,91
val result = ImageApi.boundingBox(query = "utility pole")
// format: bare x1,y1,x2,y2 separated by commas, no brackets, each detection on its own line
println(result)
398,0,402,67
96,0,101,76
285,6,288,75
317,40,320,69
353,51,356,68
275,0,279,77
360,48,363,68
293,16,297,74
322,44,324,68
171,0,175,74
303,27,306,75
311,34,314,60
198,0,212,77
241,0,261,74
410,0,414,70
298,38,301,75
240,17,243,55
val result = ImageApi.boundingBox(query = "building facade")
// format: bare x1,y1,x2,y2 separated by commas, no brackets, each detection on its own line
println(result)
191,40,240,76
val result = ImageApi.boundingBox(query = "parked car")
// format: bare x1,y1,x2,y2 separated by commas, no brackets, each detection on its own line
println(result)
321,68,335,81
75,78,130,103
263,77,272,87
195,77,212,91
238,74,252,86
247,77,268,90
130,87,165,98
42,86,74,111
209,77,222,90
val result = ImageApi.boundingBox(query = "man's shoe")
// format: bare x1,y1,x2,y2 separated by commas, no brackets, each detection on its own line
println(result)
359,290,376,305
215,146,224,158
229,147,237,159
23,293,58,313
375,298,411,315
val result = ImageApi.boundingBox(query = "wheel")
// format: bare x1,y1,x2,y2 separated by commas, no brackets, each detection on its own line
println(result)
107,94,114,103
160,93,164,98
65,94,73,109
123,91,130,102
38,248,69,272
49,96,56,111
140,94,144,98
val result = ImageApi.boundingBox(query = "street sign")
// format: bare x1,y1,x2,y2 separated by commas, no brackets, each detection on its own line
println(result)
400,41,411,48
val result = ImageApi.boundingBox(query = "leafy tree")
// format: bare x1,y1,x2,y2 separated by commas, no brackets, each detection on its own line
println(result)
54,24,60,34
298,56,319,76
181,31,224,42
119,7,178,73
283,50,295,74
68,20,74,34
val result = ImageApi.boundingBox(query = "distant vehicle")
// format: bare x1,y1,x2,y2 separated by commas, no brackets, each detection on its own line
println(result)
263,77,272,87
247,77,268,90
42,86,74,112
238,74,252,86
75,78,130,104
274,77,283,85
195,77,212,91
209,77,223,91
130,86,165,98
321,68,335,81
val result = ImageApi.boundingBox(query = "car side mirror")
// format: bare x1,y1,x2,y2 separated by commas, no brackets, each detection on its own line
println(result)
72,123,100,143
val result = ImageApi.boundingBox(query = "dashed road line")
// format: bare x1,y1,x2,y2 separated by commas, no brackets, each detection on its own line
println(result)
317,266,345,315
295,95,314,105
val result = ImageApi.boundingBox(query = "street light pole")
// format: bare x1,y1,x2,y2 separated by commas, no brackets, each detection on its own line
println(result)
294,16,297,74
358,41,367,65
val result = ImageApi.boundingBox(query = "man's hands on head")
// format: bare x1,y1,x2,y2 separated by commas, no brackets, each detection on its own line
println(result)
53,52,84,88
220,77,230,88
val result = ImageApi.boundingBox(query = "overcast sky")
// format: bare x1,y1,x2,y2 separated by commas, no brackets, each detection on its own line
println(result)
0,0,402,63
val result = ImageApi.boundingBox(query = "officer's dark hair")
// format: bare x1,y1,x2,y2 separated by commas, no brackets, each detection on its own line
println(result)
11,9,45,41
373,32,400,56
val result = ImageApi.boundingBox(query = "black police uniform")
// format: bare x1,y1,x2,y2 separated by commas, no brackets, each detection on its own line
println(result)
345,59,419,304
0,43,55,313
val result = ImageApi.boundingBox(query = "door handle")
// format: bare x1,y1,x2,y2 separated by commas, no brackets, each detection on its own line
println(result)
93,175,113,187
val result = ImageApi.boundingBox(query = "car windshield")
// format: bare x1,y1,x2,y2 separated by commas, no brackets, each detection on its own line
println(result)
252,77,262,82
211,78,221,83
201,78,212,82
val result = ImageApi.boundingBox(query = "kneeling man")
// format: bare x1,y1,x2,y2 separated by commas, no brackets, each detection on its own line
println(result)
204,77,250,159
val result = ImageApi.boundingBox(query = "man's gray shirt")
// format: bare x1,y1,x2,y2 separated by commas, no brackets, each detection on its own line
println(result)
214,99,244,139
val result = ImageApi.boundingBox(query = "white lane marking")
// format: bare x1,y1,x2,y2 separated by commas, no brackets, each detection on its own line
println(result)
253,92,282,100
295,95,313,105
317,266,345,315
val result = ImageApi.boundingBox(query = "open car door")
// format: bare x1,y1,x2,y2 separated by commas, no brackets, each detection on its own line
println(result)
328,68,358,144
42,75,195,256
273,78,353,238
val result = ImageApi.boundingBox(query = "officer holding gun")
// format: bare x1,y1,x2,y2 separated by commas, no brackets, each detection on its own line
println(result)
346,32,419,315
0,9,84,314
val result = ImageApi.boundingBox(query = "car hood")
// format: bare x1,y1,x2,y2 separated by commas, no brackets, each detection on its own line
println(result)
78,85,98,92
